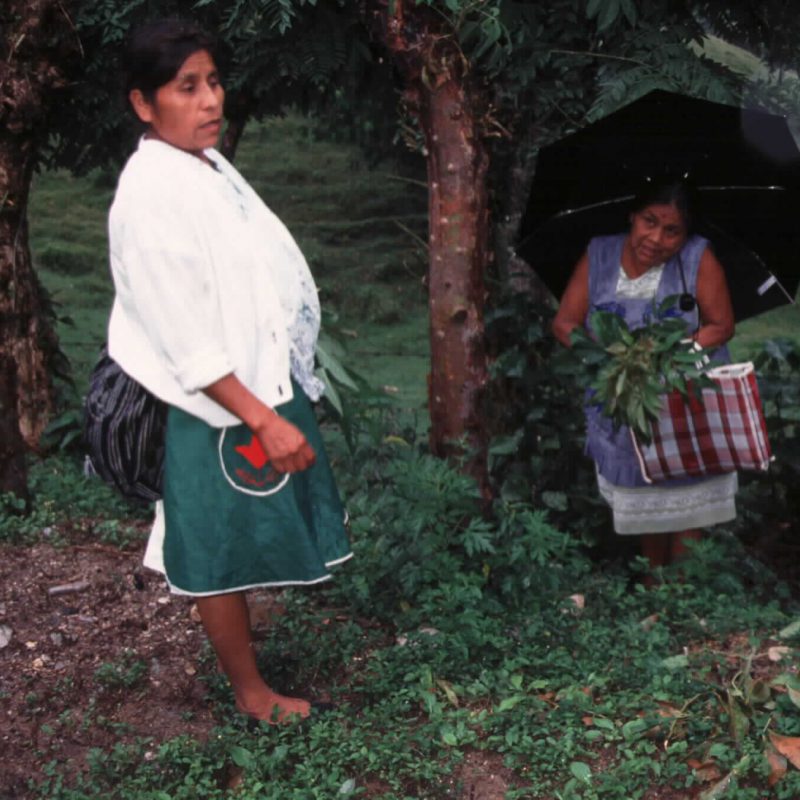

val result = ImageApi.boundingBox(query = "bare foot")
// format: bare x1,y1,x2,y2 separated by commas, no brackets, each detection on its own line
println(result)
236,690,311,725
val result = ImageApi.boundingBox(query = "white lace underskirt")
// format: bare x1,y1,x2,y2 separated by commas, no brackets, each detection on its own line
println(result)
597,470,738,534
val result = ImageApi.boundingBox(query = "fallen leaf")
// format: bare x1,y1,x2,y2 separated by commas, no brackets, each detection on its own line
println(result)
765,744,788,787
435,678,459,708
189,605,201,623
581,715,594,726
0,625,11,649
567,594,585,610
687,759,721,783
768,645,791,662
769,732,800,770
656,701,684,718
699,755,750,800
225,765,245,790
639,613,659,631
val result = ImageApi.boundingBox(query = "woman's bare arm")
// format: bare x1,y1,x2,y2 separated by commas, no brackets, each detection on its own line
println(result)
202,374,315,473
552,252,590,347
694,248,735,349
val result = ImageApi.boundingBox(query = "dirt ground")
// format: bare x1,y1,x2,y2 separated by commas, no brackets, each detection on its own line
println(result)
0,532,517,800
0,529,226,798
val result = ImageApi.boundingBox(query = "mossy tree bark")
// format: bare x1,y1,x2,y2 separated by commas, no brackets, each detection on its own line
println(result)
0,0,78,498
370,0,491,495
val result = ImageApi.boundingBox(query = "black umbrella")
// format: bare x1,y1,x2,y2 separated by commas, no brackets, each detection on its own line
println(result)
516,90,800,320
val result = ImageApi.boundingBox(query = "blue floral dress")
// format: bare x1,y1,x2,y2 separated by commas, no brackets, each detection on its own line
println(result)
584,234,738,534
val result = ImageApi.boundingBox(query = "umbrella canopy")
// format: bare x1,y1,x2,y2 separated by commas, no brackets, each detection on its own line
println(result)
516,90,800,320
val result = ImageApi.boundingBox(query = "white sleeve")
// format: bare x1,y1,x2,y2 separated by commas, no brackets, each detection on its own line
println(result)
110,197,233,394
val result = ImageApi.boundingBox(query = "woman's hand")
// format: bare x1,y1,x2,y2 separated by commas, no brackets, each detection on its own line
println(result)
202,373,316,473
253,414,316,473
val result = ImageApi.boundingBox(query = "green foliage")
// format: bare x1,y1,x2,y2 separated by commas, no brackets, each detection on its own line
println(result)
333,445,490,620
694,1,800,70
484,287,603,536
0,454,145,544
94,651,148,690
44,0,363,173
731,337,800,542
313,318,395,452
586,15,741,122
0,492,54,544
570,297,714,443
586,0,637,32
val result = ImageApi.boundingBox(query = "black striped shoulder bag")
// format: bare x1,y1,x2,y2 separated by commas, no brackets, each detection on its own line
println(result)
83,347,166,503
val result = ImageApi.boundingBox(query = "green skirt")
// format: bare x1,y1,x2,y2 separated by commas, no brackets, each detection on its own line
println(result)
161,383,351,595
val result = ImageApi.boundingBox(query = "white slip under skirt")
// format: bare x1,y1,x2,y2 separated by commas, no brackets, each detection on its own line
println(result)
596,471,738,534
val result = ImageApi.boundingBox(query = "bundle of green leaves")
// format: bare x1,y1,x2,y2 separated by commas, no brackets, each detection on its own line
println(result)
570,296,714,444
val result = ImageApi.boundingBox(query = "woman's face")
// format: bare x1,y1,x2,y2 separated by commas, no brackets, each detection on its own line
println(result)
130,49,224,158
628,203,688,269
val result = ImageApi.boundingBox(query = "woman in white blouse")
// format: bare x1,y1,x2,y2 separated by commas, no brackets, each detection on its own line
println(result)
109,19,351,724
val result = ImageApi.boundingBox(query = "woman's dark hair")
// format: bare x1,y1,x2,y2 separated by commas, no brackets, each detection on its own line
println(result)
630,177,698,233
123,18,217,100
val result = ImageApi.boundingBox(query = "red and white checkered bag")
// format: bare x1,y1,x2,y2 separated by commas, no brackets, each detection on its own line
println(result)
631,362,772,483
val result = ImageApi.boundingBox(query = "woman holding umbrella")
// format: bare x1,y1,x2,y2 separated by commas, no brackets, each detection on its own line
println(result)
552,178,737,573
107,19,351,723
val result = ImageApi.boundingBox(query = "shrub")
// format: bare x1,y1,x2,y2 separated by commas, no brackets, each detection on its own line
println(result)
484,288,607,539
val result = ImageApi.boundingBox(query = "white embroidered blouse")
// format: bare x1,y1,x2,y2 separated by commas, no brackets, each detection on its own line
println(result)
107,138,324,427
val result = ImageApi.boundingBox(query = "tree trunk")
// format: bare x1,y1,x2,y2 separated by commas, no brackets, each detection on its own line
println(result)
422,75,491,491
370,0,491,495
220,116,248,162
0,0,78,497
0,355,28,503
220,92,252,162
